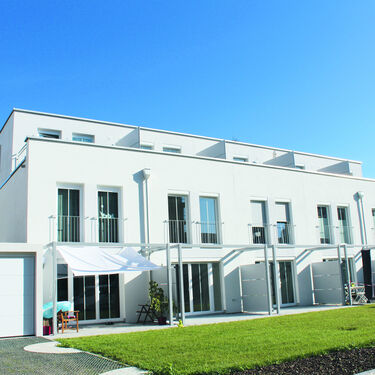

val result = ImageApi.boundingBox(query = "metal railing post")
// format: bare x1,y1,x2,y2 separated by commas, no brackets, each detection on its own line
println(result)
166,243,173,326
272,245,281,314
264,245,272,315
52,242,58,336
178,243,185,325
337,245,346,305
343,243,352,306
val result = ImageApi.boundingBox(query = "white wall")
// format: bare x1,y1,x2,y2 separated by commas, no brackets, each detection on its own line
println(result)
0,113,15,182
0,163,28,242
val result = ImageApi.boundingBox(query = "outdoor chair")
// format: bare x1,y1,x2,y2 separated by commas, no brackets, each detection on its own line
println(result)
58,310,79,333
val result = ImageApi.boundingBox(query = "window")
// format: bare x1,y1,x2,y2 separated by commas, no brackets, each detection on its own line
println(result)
233,157,248,162
317,205,331,244
250,201,267,244
72,133,94,143
168,195,188,243
38,129,61,139
140,144,153,150
295,164,305,170
338,206,352,244
275,202,292,244
98,191,119,242
57,188,80,242
199,197,219,244
57,264,68,301
163,146,181,153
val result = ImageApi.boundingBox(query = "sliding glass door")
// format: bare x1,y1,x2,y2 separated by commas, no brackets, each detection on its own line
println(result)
175,263,222,314
71,273,121,322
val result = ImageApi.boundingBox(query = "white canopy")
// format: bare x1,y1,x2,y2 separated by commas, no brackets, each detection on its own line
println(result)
57,246,161,276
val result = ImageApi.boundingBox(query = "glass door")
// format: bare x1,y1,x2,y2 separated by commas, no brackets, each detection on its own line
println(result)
98,191,119,242
99,274,120,319
73,276,96,320
57,188,80,242
267,261,295,306
175,263,222,314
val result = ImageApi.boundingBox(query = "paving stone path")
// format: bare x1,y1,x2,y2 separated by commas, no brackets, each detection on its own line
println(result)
0,337,125,375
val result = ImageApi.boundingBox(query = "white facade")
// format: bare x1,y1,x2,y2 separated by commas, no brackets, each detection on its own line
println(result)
0,108,374,332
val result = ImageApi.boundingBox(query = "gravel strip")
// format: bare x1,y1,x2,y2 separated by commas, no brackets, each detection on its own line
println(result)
232,347,375,375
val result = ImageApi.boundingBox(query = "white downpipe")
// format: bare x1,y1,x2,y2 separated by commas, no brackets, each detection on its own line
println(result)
264,245,273,315
357,191,367,246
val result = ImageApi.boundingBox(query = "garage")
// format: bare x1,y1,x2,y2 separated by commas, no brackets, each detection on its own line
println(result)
0,254,35,337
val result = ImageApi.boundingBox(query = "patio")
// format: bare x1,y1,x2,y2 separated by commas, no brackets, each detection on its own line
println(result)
52,304,352,339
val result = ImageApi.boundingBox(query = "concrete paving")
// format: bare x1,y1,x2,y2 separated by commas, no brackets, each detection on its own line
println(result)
24,340,82,354
0,336,126,375
101,368,148,375
53,304,352,338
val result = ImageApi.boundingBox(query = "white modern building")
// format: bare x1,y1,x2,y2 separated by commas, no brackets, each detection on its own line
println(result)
1,108,375,337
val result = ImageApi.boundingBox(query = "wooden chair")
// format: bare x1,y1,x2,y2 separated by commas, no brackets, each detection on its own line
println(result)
58,311,79,333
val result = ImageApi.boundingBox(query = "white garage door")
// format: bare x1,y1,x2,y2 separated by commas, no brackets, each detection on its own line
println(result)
0,255,35,337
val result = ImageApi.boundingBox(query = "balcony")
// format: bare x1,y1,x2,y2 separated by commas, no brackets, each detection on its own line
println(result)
167,219,188,243
198,221,219,244
338,225,353,244
57,215,80,242
317,224,333,244
276,222,293,244
98,217,119,243
249,224,267,244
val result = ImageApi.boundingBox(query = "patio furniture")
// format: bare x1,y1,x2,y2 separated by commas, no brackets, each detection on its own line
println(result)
136,304,158,324
58,310,79,333
344,284,368,305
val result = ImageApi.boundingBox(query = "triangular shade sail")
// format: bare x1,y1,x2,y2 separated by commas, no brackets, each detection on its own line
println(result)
57,246,161,276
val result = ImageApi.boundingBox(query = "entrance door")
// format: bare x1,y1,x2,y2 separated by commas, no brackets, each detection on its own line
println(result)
266,261,296,306
175,263,222,314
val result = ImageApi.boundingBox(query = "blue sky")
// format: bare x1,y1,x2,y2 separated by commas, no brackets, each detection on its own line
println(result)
1,1,375,175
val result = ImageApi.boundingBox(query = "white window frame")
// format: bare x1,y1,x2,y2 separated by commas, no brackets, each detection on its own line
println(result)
140,143,154,150
38,128,61,139
72,133,95,143
233,156,248,162
198,194,222,245
56,184,84,242
163,145,181,153
96,186,123,243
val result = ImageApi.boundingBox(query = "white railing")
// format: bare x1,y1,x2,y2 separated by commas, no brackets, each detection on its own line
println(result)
316,224,334,244
197,221,219,244
276,222,294,244
166,219,188,243
12,143,28,170
57,215,80,242
337,225,353,244
248,224,267,244
98,217,119,243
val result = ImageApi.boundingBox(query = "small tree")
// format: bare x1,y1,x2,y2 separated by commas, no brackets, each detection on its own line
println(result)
149,281,169,319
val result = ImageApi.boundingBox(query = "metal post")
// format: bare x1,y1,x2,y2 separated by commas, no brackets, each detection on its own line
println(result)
166,243,173,326
264,245,272,315
52,242,58,336
178,244,185,325
337,245,346,305
343,244,352,306
272,245,281,314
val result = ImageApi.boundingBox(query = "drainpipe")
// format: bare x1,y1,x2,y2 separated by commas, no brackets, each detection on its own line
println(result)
142,169,151,245
272,245,281,314
264,245,273,315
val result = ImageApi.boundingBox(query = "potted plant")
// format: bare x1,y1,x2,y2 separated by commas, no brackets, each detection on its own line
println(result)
149,280,169,325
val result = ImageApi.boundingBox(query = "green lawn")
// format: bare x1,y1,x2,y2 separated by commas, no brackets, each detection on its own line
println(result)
58,306,375,375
